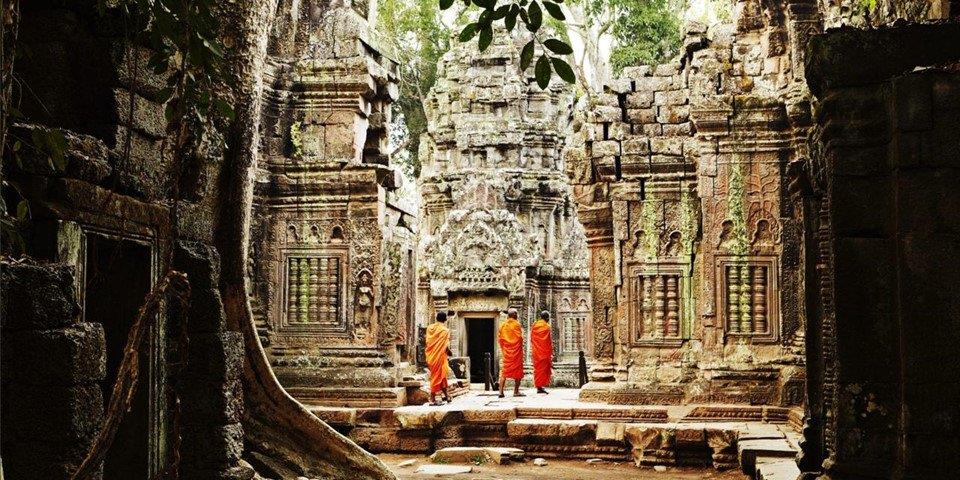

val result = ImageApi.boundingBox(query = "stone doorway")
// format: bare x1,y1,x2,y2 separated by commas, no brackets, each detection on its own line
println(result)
465,317,495,383
83,232,156,479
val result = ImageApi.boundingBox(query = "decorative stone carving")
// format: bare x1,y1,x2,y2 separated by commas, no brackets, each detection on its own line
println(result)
417,26,591,385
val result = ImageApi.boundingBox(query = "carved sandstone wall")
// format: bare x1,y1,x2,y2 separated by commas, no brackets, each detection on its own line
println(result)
566,0,816,404
418,28,591,385
250,1,419,408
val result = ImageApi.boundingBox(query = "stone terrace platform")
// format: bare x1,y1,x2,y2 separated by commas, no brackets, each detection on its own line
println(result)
309,389,804,479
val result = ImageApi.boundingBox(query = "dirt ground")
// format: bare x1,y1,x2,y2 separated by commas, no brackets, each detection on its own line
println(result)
378,454,749,480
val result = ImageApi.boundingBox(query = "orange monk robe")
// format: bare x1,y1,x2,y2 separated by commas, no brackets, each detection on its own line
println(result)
425,322,450,394
531,319,552,388
498,318,524,380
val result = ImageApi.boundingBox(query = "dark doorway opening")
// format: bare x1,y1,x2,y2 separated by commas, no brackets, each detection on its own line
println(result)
466,318,495,383
84,233,153,480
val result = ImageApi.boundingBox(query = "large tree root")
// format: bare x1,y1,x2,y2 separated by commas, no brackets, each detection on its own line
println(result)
213,1,395,478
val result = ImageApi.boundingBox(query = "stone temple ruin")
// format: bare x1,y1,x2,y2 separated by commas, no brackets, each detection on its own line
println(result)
249,1,421,408
417,28,591,387
2,0,960,479
565,0,812,405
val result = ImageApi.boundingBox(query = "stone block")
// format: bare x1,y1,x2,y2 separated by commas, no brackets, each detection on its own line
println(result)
394,406,451,429
650,137,684,156
657,104,690,124
626,91,655,109
463,407,516,424
832,176,893,237
663,122,693,136
0,322,105,385
893,74,933,132
622,136,651,155
622,65,652,79
430,446,524,465
180,423,244,471
655,63,680,76
737,438,797,474
182,332,243,383
607,121,631,139
595,421,626,444
755,457,801,480
180,376,243,426
1,262,80,331
606,79,633,94
634,76,675,92
626,107,656,124
591,140,621,157
641,123,663,136
111,88,166,139
0,438,100,480
926,116,960,167
591,105,623,123
654,89,689,106
1,381,103,443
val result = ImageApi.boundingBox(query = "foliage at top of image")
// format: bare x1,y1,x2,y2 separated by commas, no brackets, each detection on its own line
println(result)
598,0,682,73
442,0,576,89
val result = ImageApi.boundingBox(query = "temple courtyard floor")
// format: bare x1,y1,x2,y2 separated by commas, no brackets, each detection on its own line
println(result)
379,453,749,479
312,388,802,479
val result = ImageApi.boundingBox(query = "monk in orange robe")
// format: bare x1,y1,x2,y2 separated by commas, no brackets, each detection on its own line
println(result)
498,308,525,398
531,310,553,394
425,311,452,405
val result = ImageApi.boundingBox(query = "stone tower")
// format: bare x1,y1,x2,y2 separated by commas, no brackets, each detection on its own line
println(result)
249,1,419,408
417,28,591,385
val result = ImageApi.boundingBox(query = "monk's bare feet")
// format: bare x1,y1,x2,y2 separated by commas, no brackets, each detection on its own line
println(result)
537,387,548,394
514,392,526,397
443,395,452,403
498,392,505,398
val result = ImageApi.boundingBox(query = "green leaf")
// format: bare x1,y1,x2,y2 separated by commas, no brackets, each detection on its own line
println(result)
459,23,478,42
478,9,492,28
505,6,519,31
527,1,542,32
492,4,511,20
544,38,573,55
473,0,495,8
478,26,493,52
520,40,535,71
535,54,551,89
16,200,28,221
543,1,565,20
551,57,576,83
156,87,175,103
439,0,455,10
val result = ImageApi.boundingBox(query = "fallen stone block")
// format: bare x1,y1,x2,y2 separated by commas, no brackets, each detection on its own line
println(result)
415,464,473,475
756,457,802,480
430,446,525,465
596,421,626,444
533,457,548,466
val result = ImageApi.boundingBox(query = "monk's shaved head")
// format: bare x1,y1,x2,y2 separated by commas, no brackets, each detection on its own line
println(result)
436,311,448,322
539,311,550,321
507,308,518,319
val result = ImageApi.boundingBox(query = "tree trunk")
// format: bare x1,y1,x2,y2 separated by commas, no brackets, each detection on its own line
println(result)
213,1,395,478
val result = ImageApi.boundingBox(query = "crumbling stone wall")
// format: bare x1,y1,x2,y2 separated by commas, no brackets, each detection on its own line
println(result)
1,262,105,479
418,27,591,386
799,23,960,479
3,1,394,479
249,1,418,408
566,0,814,405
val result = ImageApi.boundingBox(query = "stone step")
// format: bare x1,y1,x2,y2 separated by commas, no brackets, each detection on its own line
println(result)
756,457,802,480
737,437,798,474
430,446,524,465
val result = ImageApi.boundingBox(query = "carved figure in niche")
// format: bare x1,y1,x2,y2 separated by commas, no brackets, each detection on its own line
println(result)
308,225,321,243
662,231,682,256
287,224,300,243
717,220,736,250
505,179,523,201
752,219,773,246
353,269,374,341
331,225,344,241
